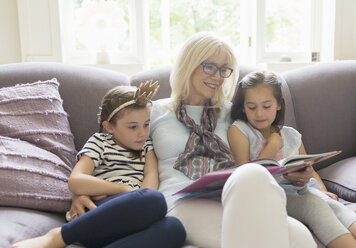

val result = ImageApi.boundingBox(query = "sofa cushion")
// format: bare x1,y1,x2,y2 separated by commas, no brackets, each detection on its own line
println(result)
318,157,356,202
0,206,66,247
0,79,77,212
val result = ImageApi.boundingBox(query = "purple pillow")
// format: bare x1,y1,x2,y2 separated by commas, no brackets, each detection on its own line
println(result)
0,79,77,167
0,79,77,212
318,157,356,202
0,136,72,212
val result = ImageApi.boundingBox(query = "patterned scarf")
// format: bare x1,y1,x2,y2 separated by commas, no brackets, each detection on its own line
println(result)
174,101,236,180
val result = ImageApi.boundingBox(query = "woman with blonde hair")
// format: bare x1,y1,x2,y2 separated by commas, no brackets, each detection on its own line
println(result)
150,31,316,248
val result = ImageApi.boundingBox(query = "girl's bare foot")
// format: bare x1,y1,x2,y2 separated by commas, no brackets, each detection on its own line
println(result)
10,227,66,248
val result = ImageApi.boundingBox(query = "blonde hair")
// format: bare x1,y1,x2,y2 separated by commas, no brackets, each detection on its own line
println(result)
170,32,239,110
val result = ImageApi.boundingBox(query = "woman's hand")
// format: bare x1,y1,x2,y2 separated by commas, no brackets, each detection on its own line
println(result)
68,194,97,221
283,165,313,186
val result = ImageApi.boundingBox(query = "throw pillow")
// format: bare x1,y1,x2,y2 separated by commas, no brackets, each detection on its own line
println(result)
0,136,72,212
318,157,356,202
0,78,77,167
0,79,77,212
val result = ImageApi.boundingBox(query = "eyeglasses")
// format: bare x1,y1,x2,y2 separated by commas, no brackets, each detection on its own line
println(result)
200,62,233,78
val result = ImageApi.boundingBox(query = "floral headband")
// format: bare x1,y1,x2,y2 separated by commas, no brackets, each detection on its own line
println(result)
107,80,159,122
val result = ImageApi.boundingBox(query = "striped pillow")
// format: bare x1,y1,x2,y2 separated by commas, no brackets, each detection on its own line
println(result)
0,79,77,212
0,136,72,212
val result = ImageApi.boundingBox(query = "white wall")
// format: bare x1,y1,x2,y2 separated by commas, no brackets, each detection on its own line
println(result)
0,0,355,72
334,0,356,60
16,0,62,62
0,0,21,64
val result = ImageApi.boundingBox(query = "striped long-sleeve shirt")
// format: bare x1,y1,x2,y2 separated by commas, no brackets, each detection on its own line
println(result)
77,133,153,189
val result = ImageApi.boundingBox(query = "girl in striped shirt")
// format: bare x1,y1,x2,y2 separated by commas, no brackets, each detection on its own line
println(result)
12,81,186,248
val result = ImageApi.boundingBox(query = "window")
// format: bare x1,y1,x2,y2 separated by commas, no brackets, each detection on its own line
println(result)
72,0,130,52
59,0,146,65
241,0,333,65
256,0,316,63
148,0,240,67
60,0,240,68
59,0,333,70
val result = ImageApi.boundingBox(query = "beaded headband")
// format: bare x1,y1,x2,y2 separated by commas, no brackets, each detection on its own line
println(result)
107,80,159,122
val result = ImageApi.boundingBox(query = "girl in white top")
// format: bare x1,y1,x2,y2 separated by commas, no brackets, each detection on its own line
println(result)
150,32,317,248
228,70,356,248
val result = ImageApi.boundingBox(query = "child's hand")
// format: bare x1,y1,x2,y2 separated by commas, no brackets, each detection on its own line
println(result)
322,191,339,201
284,166,313,186
257,129,284,159
267,132,283,150
92,195,108,201
69,194,97,220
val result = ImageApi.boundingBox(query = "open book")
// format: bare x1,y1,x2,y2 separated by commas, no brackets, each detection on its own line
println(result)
252,150,342,175
173,150,341,195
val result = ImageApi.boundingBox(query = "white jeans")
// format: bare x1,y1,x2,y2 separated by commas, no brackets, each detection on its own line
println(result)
168,163,317,248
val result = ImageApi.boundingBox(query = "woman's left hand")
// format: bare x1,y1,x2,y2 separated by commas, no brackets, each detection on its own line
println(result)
284,165,313,186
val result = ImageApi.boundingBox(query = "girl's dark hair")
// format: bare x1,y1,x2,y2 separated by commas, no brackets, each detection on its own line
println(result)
98,85,151,160
230,71,286,131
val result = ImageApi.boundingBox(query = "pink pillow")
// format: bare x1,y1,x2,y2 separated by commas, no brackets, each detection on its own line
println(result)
0,79,77,212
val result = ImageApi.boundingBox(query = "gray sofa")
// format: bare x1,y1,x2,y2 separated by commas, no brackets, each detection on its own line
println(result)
0,61,356,248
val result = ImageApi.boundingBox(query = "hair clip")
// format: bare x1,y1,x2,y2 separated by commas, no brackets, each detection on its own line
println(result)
277,75,285,87
107,80,159,121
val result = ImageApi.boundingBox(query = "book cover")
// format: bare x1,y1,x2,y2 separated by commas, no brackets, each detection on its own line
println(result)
173,150,341,195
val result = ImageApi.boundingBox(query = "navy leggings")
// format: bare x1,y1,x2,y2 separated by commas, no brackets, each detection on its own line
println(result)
61,189,186,248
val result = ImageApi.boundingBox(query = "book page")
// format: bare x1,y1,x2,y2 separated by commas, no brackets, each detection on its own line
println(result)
280,150,341,167
248,158,281,167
